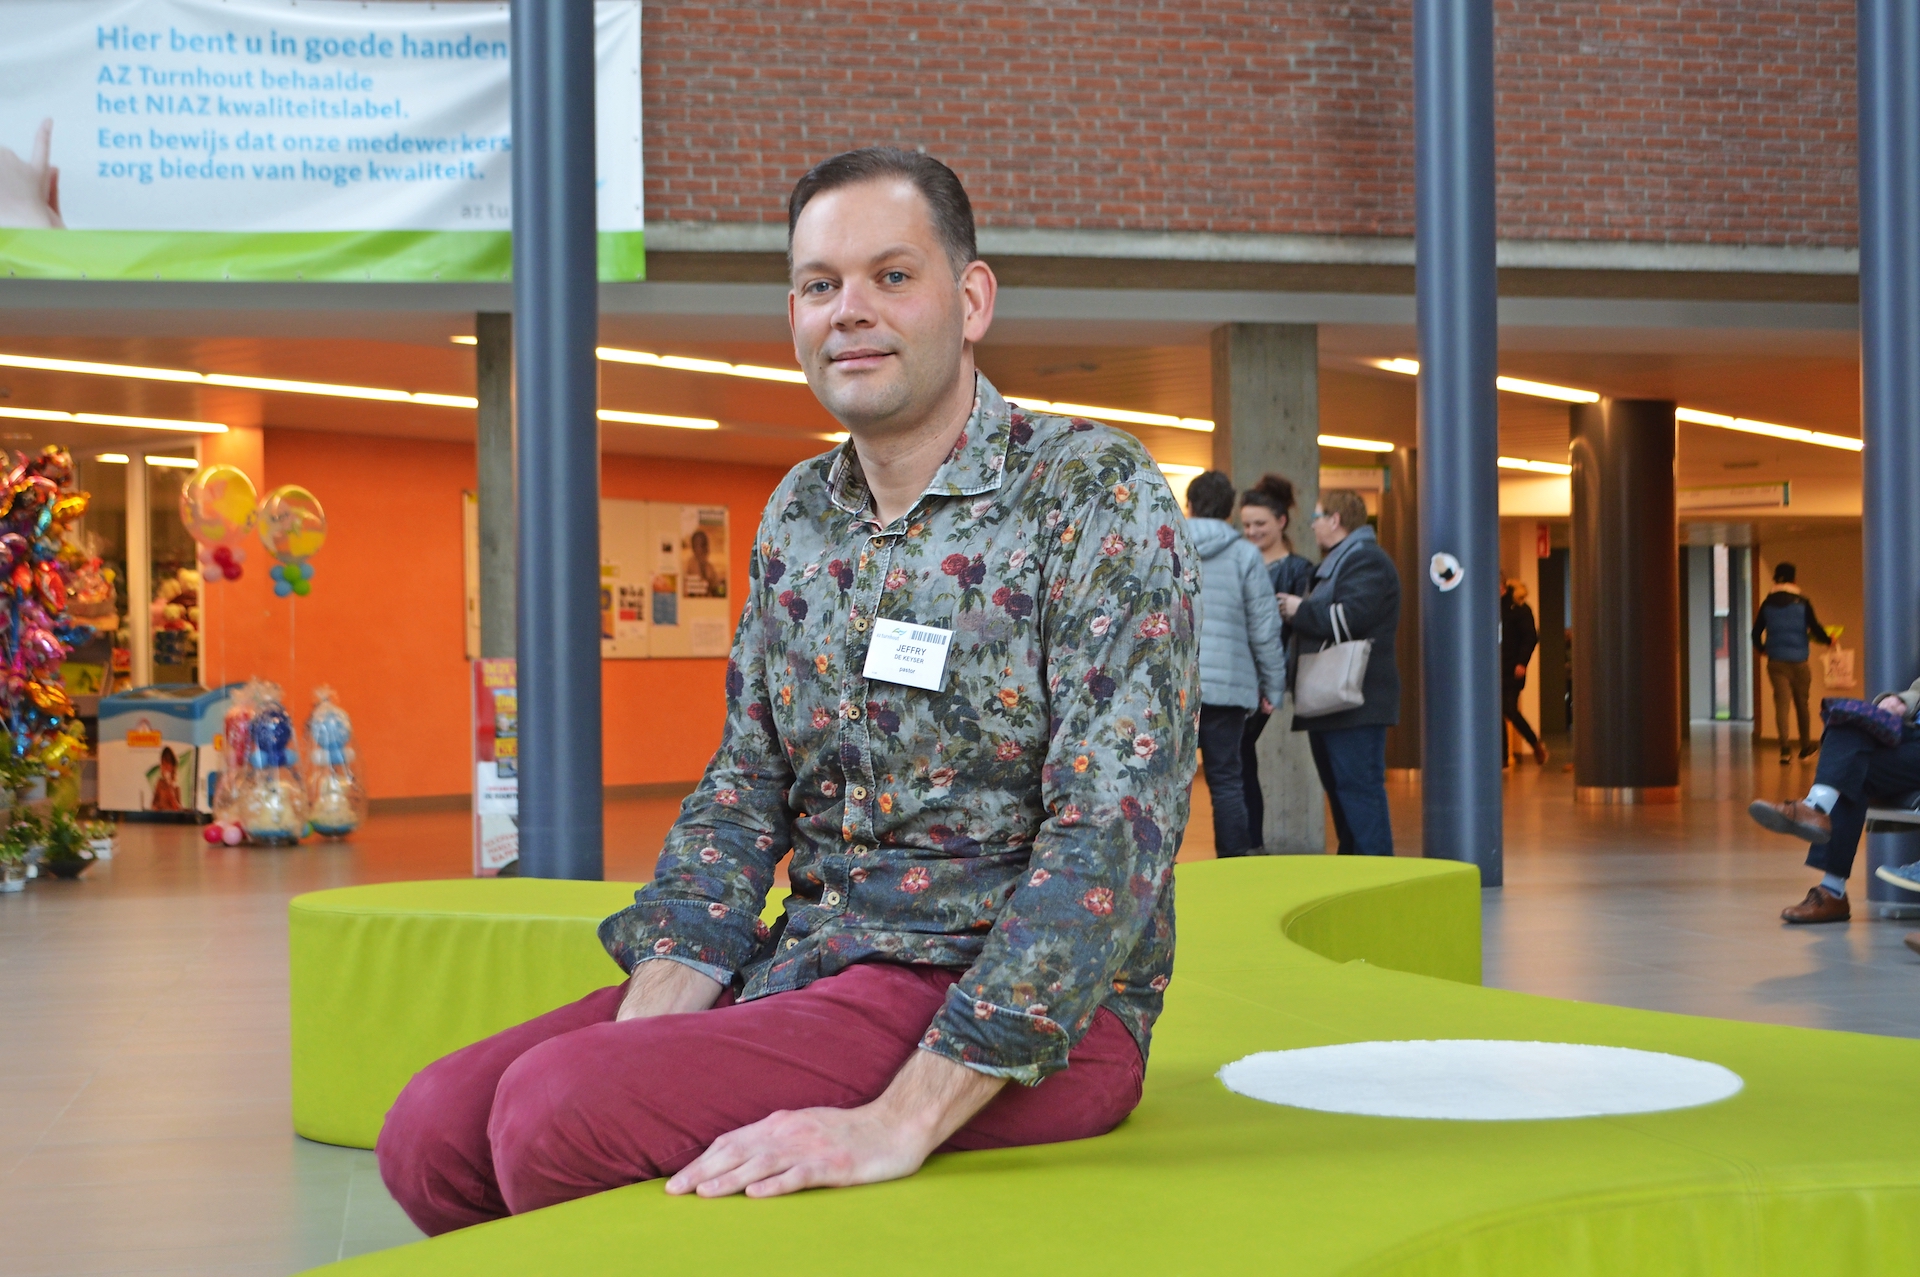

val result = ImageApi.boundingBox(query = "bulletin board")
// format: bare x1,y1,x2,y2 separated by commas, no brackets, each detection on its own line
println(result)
462,496,731,660
599,500,733,659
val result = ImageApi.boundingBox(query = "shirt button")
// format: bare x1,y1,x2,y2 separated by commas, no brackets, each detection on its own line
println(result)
853,617,869,631
847,706,863,720
850,844,870,855
785,938,797,949
825,891,842,906
850,785,869,801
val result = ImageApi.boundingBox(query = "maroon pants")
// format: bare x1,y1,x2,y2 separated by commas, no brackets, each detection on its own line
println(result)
376,962,1145,1235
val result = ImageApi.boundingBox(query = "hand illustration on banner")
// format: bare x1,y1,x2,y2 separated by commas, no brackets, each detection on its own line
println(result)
0,119,62,229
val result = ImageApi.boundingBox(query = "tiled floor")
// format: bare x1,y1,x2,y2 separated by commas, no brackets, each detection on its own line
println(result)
3,726,1916,1275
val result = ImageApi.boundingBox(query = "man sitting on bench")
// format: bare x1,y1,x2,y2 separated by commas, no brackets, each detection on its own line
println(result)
1749,676,1920,923
375,148,1199,1233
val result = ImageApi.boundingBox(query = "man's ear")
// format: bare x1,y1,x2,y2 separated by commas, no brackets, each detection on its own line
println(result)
959,260,997,345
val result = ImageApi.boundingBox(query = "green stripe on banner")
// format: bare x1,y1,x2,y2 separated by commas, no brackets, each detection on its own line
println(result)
0,230,645,283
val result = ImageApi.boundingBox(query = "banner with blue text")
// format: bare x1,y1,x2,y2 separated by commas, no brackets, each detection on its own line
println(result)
0,0,643,281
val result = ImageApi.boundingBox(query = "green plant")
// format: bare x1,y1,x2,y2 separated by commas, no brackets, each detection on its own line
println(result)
0,806,38,867
41,809,90,867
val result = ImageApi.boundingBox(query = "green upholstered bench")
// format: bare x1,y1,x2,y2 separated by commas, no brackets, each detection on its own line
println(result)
297,859,1920,1275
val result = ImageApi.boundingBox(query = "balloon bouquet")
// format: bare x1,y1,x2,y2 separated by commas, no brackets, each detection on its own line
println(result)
0,448,91,785
185,471,361,845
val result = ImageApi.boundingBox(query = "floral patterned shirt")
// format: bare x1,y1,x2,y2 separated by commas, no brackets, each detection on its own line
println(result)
599,376,1200,1085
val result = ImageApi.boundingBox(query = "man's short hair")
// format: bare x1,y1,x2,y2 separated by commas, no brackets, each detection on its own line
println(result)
1321,489,1369,532
787,147,978,276
1186,470,1237,519
1774,561,1796,583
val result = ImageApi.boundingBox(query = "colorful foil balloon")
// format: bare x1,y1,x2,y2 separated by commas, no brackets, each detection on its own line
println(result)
0,448,90,779
257,484,326,597
180,464,257,583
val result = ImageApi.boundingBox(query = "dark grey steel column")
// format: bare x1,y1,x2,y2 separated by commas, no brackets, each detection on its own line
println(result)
476,312,516,660
511,0,603,880
1568,400,1680,802
1415,0,1502,885
1859,0,1920,915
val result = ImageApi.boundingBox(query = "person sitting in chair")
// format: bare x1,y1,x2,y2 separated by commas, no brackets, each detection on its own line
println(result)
1748,676,1920,923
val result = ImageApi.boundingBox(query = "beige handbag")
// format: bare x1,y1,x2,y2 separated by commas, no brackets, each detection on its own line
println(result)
1293,600,1372,718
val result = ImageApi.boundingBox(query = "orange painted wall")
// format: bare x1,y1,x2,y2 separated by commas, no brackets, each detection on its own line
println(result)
200,428,787,799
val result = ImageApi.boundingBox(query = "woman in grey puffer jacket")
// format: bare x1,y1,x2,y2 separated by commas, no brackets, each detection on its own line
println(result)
1185,470,1288,857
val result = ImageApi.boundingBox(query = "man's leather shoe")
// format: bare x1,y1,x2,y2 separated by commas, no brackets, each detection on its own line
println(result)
1905,933,1920,957
1800,743,1821,759
1533,741,1549,765
1782,885,1850,924
1748,799,1833,843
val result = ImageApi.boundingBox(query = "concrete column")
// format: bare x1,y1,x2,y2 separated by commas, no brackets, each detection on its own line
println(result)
475,312,516,660
1210,322,1324,855
124,451,152,688
1858,0,1920,915
1569,399,1680,802
1382,446,1422,771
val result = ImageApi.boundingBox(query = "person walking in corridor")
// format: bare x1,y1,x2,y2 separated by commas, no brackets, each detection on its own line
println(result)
1187,470,1288,859
1236,473,1315,852
1752,561,1833,764
1502,580,1547,766
1279,490,1400,856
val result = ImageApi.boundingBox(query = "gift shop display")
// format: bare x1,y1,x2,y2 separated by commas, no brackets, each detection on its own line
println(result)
96,683,236,815
0,448,93,791
304,686,366,839
237,685,307,845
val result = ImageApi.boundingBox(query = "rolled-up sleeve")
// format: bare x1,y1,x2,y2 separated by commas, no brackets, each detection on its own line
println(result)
918,445,1199,1084
598,535,794,980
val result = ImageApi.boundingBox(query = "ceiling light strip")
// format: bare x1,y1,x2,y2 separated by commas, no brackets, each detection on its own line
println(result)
1372,359,1861,453
0,350,475,410
1497,456,1573,476
0,404,226,433
94,453,198,466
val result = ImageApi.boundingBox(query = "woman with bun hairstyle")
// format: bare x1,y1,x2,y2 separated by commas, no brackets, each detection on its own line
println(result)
1237,474,1315,853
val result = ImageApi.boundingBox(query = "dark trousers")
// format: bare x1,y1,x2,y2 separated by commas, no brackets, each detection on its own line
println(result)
1805,722,1920,879
1240,709,1271,849
1502,675,1540,751
1308,724,1394,857
1198,704,1253,857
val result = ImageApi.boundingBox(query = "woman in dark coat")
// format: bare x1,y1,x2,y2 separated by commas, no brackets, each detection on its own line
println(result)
1279,488,1401,856
1236,474,1315,853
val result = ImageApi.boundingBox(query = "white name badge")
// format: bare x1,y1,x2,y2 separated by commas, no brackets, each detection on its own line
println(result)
863,618,955,692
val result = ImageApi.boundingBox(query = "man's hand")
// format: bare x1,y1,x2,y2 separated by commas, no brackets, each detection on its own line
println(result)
616,957,724,1022
1515,664,1528,680
1878,694,1908,718
0,120,63,229
666,1046,1005,1199
1277,592,1302,620
1259,696,1274,715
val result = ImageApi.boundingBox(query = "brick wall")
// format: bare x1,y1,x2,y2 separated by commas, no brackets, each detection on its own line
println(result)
642,1,1857,246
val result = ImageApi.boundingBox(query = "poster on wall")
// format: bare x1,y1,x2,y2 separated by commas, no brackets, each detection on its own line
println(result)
0,0,643,282
471,657,517,876
461,498,730,662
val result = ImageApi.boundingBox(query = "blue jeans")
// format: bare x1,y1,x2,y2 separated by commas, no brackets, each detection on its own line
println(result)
1198,704,1253,857
1308,725,1394,857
